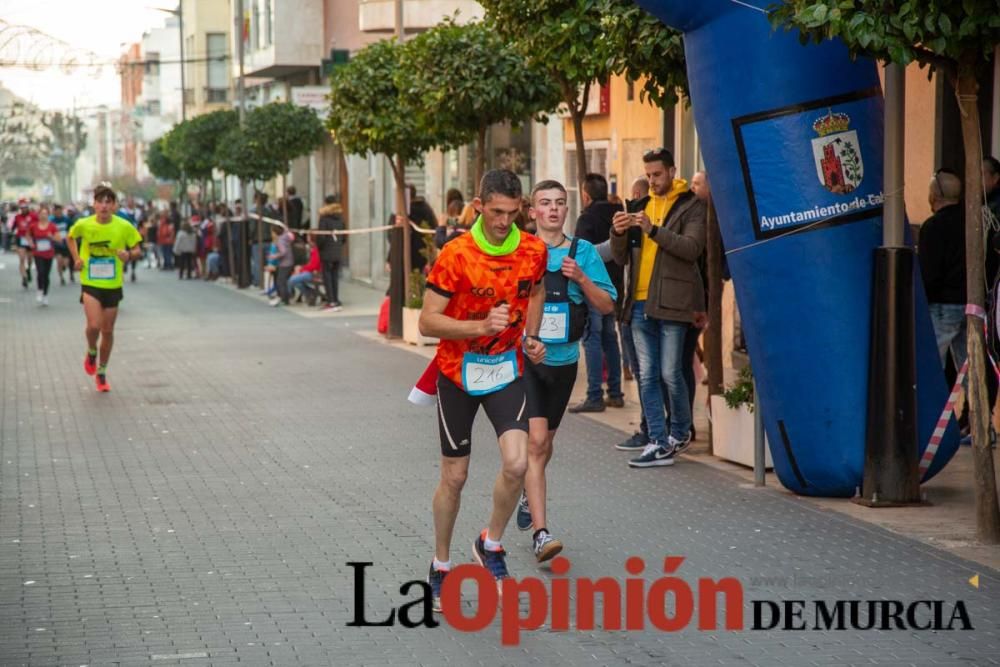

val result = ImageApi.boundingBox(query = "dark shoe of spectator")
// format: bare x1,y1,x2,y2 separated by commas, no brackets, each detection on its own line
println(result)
306,294,317,307
568,399,605,414
605,395,625,408
623,366,634,381
615,431,648,451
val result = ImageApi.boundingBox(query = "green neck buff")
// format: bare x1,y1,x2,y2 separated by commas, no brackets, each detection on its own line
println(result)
470,215,520,256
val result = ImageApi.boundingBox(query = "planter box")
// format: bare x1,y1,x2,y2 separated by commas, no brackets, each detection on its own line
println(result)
402,307,438,346
710,395,773,469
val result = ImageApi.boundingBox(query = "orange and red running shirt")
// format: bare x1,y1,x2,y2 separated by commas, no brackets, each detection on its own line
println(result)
426,231,547,391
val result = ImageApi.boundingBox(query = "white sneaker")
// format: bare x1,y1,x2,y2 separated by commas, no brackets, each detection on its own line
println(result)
36,291,43,303
269,297,281,307
41,296,49,306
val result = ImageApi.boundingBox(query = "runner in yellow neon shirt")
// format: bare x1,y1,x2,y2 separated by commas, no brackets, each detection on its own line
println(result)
67,184,144,393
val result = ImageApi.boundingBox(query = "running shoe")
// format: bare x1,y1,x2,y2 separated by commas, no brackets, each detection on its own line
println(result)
628,442,675,468
615,431,648,451
532,530,563,563
516,491,532,531
426,562,449,613
41,296,48,307
83,354,97,376
36,291,43,304
95,374,111,393
472,530,509,585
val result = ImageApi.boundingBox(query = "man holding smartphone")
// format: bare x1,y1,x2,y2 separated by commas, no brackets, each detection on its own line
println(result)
610,148,706,468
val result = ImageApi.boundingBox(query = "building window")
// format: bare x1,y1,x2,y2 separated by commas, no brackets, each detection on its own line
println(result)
145,52,160,76
147,100,161,116
206,33,228,100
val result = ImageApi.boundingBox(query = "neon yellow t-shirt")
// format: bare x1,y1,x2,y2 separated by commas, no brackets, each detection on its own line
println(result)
69,215,143,289
635,179,688,301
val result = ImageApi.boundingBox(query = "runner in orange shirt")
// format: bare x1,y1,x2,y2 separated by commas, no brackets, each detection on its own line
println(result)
418,169,547,612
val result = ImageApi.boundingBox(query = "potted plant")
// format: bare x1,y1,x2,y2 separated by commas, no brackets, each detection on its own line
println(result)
709,365,773,468
402,269,438,345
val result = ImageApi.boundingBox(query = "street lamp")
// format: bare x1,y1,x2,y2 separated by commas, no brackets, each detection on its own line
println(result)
150,4,187,215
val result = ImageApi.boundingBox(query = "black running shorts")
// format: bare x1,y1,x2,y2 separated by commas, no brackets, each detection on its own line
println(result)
436,373,528,458
524,359,578,430
80,285,123,309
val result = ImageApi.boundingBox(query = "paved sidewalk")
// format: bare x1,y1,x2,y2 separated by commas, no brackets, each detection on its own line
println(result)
375,331,1000,571
1,259,997,666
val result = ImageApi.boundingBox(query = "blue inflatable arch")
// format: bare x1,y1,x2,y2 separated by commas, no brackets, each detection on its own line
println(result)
634,0,959,496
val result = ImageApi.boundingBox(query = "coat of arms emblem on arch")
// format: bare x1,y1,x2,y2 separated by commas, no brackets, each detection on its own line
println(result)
811,110,864,194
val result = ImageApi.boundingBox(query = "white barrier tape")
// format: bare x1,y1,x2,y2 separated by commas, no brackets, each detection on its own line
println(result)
252,214,434,237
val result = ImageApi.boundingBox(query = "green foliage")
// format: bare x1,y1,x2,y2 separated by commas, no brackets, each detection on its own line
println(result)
480,0,687,108
327,39,442,169
723,365,755,412
406,269,426,308
767,0,999,77
598,0,688,108
215,103,326,183
245,102,327,166
146,136,181,181
163,109,237,180
404,19,561,151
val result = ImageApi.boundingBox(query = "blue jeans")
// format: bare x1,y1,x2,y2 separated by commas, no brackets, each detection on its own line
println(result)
582,306,623,402
631,300,692,445
288,271,315,299
207,252,221,276
929,303,967,371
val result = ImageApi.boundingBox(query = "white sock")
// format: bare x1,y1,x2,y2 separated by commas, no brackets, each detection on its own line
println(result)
432,557,452,572
484,534,502,551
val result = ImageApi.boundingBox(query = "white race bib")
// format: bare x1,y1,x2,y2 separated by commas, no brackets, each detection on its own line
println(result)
462,349,518,396
35,239,52,252
539,302,570,344
88,257,117,280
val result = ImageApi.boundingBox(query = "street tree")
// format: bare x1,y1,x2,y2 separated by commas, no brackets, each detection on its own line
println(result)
146,136,181,182
163,109,238,187
327,38,452,304
39,111,86,203
480,0,687,193
405,18,561,187
215,102,325,221
769,0,1000,542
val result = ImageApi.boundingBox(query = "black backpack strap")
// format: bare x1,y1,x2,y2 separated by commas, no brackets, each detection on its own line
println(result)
569,236,580,260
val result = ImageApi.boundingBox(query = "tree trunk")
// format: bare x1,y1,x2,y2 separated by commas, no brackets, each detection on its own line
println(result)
564,80,590,205
394,155,412,308
957,65,1000,544
705,194,724,456
476,125,487,192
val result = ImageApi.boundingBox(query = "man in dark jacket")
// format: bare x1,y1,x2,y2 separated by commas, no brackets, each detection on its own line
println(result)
918,169,966,370
610,148,706,469
569,173,625,412
285,186,305,230
316,195,345,311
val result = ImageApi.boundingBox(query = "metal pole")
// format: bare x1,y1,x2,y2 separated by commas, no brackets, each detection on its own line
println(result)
883,64,905,248
858,63,920,506
753,379,765,487
178,1,187,217
236,0,251,288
